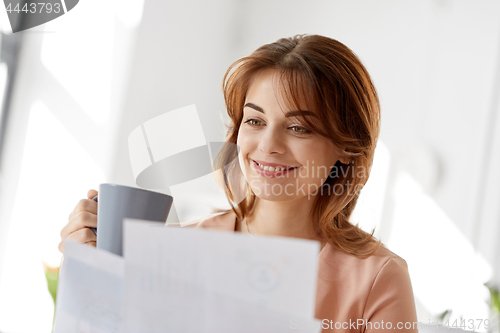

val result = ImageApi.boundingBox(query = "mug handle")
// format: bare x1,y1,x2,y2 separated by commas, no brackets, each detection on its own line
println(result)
90,195,98,235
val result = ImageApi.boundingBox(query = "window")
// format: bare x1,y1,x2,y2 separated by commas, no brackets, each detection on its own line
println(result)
0,30,22,165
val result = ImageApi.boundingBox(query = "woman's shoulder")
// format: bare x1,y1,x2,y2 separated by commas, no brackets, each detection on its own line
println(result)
176,210,237,232
317,243,417,326
319,241,410,281
362,243,409,270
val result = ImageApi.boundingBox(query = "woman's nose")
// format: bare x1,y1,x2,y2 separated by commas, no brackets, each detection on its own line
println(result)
258,127,286,155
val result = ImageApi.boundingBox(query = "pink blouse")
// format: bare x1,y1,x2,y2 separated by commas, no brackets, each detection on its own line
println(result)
179,211,418,332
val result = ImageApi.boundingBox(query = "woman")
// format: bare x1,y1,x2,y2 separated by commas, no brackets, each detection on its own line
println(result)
60,34,418,332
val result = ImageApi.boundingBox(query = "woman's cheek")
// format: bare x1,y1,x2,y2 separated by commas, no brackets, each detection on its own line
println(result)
237,152,247,179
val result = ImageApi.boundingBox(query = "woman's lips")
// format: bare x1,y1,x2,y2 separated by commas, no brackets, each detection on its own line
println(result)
251,160,298,178
252,159,296,169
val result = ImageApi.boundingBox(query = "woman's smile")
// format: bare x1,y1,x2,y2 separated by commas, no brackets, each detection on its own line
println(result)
250,158,300,178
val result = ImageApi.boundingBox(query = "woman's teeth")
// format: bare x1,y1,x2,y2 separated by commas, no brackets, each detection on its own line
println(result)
255,162,294,172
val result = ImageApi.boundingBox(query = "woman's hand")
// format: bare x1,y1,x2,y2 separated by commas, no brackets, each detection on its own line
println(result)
58,189,98,254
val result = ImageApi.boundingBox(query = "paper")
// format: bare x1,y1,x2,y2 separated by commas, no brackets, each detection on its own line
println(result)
53,222,322,332
123,219,322,332
53,240,125,333
123,285,322,332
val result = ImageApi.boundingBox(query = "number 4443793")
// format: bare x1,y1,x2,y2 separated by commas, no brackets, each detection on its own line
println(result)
5,2,61,14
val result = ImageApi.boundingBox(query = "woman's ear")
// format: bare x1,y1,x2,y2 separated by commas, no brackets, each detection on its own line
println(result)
340,157,350,165
337,147,350,165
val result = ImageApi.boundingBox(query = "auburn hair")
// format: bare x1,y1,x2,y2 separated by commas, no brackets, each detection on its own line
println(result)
211,34,381,258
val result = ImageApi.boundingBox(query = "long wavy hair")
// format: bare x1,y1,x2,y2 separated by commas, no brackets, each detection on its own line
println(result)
212,34,381,258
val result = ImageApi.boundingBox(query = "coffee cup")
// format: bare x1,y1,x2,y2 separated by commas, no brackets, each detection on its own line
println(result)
93,183,173,256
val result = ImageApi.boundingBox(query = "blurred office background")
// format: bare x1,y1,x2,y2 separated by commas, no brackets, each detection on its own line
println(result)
0,0,499,331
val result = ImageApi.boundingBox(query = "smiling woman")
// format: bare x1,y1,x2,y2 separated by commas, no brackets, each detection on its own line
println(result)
216,35,381,254
207,34,418,332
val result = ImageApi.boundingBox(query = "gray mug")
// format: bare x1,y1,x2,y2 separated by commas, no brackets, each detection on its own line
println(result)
93,183,173,256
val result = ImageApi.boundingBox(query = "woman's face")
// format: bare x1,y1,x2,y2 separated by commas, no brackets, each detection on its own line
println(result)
237,70,344,202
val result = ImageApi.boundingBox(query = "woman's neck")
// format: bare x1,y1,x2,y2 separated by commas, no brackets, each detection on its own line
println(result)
241,197,326,249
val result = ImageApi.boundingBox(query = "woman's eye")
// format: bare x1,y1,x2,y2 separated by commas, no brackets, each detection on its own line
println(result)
244,119,263,126
290,125,311,135
243,119,311,135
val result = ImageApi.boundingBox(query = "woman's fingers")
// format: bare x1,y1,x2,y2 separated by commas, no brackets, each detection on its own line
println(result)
68,198,97,222
69,227,97,243
61,210,97,239
58,227,97,253
59,189,99,254
87,189,98,200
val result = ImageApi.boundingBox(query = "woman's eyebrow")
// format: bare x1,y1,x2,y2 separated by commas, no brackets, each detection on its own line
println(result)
244,102,318,118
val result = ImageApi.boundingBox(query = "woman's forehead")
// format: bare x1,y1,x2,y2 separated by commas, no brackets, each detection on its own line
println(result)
246,69,320,115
